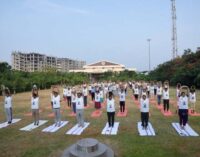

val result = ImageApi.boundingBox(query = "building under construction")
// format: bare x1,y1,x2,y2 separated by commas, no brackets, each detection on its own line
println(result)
11,51,86,72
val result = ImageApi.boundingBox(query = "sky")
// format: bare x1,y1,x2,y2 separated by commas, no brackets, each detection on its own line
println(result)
0,0,200,71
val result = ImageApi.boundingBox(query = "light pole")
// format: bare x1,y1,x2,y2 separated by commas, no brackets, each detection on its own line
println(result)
147,38,151,73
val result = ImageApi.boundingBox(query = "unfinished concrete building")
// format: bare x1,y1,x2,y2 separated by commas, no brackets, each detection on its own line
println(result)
11,51,86,72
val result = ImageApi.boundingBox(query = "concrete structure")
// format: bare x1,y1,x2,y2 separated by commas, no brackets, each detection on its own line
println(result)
69,60,132,73
11,51,86,72
62,138,114,157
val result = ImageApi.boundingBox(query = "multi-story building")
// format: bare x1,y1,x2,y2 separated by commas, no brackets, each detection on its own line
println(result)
11,51,86,72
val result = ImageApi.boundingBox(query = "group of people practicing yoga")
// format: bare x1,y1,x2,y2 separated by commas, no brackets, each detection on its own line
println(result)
3,80,197,130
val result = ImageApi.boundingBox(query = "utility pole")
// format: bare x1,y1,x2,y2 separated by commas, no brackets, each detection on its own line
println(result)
171,0,178,59
147,38,151,73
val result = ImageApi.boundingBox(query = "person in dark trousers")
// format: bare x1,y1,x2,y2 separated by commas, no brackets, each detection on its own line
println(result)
106,92,115,130
163,85,170,112
82,85,88,107
118,87,126,113
66,87,72,107
178,86,189,129
140,93,149,130
91,85,95,101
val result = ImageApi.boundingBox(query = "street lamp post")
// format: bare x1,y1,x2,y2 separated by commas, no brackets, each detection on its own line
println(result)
147,39,151,73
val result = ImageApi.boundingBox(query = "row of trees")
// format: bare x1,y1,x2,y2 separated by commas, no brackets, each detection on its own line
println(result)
0,62,89,93
0,62,150,94
149,49,200,88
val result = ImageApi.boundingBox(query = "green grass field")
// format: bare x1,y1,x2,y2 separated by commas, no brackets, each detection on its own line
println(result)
0,88,200,157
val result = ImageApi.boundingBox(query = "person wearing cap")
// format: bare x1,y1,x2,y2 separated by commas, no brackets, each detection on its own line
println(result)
82,85,88,107
106,92,115,130
157,83,162,106
71,89,77,114
52,87,61,127
66,87,72,107
118,87,126,113
94,87,101,110
178,86,189,129
140,93,149,129
189,86,196,114
31,89,40,125
162,85,170,113
4,88,12,124
76,90,85,127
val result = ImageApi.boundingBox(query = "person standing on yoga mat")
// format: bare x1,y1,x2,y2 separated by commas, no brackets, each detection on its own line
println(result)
150,83,154,98
106,92,115,130
163,85,170,113
118,86,126,113
133,84,139,101
154,82,157,96
52,87,61,127
140,93,149,130
31,88,40,125
99,87,104,104
189,86,196,114
157,82,162,106
71,88,77,114
91,85,95,101
82,85,88,107
178,86,189,129
94,87,101,110
4,88,12,124
63,85,67,101
76,90,85,127
66,87,72,107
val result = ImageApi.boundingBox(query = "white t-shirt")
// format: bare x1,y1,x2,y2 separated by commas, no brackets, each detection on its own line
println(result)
63,88,67,96
52,95,60,108
189,93,196,103
76,97,84,109
71,94,77,103
104,87,108,95
134,88,139,95
150,86,154,94
82,88,88,96
178,96,189,109
4,96,12,108
176,89,180,97
140,98,149,112
66,89,72,97
147,86,150,92
119,91,126,102
163,90,169,100
106,98,115,112
88,85,92,91
157,87,162,96
100,91,104,99
31,97,39,109
95,93,101,102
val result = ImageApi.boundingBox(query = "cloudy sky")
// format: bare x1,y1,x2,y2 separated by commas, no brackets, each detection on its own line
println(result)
0,0,199,71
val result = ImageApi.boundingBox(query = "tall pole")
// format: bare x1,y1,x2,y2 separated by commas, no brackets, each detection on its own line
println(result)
171,0,178,59
147,39,151,73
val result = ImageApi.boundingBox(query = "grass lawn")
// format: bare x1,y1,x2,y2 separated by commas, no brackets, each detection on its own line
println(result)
0,88,200,157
